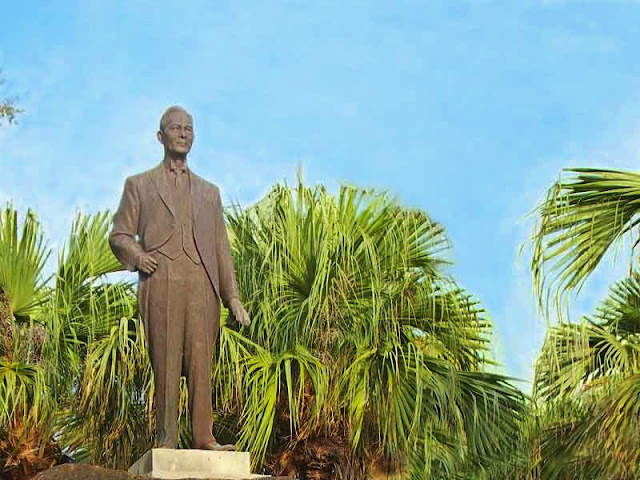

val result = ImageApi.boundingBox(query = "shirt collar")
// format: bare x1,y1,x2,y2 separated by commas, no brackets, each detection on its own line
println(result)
163,157,188,174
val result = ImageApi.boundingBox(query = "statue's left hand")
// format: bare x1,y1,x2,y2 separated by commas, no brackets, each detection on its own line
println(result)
228,298,251,327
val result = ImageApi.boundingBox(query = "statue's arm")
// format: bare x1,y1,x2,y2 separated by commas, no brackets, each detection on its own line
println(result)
214,188,240,308
109,177,145,272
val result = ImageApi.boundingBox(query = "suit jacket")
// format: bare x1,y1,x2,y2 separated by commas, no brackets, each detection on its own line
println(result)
109,162,239,308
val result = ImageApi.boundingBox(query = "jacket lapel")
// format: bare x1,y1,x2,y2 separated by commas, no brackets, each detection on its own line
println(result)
149,163,176,218
190,172,205,221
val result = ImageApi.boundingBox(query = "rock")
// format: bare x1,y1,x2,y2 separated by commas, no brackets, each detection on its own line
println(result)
33,464,142,480
32,464,291,480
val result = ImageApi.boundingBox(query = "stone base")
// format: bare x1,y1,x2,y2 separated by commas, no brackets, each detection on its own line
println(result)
128,448,270,479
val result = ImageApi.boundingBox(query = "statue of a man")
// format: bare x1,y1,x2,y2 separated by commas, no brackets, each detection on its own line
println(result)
109,106,251,450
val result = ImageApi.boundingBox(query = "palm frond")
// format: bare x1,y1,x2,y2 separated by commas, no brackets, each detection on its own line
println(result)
0,204,50,319
44,211,136,391
0,359,50,426
226,176,524,477
58,315,152,469
531,168,640,317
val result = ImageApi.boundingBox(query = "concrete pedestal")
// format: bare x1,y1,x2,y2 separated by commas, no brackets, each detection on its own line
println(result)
128,448,270,479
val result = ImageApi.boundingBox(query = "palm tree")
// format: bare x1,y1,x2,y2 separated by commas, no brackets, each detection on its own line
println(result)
0,206,143,477
530,168,640,478
0,205,55,479
48,213,147,468
531,168,640,316
529,273,640,479
212,178,526,479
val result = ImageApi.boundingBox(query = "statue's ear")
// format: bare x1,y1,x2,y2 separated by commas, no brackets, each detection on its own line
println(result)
156,130,164,144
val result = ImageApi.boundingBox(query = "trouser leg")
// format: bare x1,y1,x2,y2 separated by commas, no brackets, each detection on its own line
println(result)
139,255,186,448
183,262,219,448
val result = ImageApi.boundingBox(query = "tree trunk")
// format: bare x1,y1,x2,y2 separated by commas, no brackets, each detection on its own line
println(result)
0,288,12,359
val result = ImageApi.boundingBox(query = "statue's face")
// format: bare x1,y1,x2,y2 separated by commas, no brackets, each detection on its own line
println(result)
157,110,194,156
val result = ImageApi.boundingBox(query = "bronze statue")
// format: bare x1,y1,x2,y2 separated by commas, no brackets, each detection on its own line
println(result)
109,106,251,450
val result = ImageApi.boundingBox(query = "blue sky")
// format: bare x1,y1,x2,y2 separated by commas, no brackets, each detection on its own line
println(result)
2,1,640,384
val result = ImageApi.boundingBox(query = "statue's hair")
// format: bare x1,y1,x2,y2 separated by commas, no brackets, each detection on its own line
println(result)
159,105,192,131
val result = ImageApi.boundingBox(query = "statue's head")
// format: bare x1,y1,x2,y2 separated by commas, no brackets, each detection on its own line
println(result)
157,106,194,157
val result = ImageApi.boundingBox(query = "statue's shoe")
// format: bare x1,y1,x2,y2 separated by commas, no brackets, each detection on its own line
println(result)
197,441,236,451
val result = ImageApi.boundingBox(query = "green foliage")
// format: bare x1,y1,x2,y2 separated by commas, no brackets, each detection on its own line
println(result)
531,273,640,478
0,100,21,125
529,168,640,478
0,359,49,427
0,177,525,478
214,178,525,478
0,205,55,479
58,316,153,468
0,205,50,320
0,205,51,427
531,168,640,317
44,212,135,387
43,212,142,468
0,205,141,477
0,73,23,126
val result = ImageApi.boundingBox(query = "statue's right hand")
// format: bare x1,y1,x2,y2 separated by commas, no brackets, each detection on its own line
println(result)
136,253,158,274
